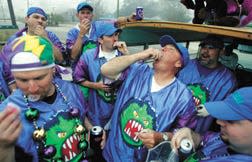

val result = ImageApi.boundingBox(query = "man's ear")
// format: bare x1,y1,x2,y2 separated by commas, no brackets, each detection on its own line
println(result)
175,59,182,68
25,16,29,23
76,13,79,18
52,67,56,74
98,37,103,44
219,48,225,56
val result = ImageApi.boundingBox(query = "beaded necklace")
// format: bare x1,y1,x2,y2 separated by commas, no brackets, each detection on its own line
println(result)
24,82,88,161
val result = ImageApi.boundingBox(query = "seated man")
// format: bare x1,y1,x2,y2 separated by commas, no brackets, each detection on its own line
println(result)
101,35,197,161
178,35,236,133
171,87,252,161
0,35,104,162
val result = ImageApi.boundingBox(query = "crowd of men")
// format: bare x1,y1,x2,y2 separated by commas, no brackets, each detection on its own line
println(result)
0,2,251,162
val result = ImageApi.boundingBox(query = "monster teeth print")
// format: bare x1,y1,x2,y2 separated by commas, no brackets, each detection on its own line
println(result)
124,119,143,142
62,134,81,161
193,96,200,106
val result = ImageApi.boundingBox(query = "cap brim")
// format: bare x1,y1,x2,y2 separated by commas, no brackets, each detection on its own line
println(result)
103,28,122,37
205,101,245,120
77,4,93,12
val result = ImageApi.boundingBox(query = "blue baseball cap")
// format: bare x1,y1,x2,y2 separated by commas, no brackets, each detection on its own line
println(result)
97,22,122,38
205,87,252,120
27,7,47,20
159,35,189,67
77,2,93,12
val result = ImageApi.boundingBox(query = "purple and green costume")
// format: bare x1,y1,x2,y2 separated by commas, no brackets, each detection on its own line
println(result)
73,47,123,127
0,79,88,162
103,63,197,161
66,21,114,69
178,59,236,133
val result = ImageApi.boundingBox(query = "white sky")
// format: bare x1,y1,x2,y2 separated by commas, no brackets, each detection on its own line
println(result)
11,0,118,17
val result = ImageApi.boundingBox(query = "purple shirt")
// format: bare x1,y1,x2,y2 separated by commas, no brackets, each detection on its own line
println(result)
0,61,10,102
178,59,236,133
73,46,123,127
0,78,88,162
103,63,197,161
66,20,116,69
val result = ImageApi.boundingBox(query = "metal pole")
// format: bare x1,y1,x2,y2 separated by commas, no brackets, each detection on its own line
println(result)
27,0,29,9
117,0,119,17
7,0,17,27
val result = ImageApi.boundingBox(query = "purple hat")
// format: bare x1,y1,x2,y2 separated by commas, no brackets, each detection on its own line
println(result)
27,7,47,20
97,22,122,38
77,2,93,12
205,87,252,120
159,35,189,67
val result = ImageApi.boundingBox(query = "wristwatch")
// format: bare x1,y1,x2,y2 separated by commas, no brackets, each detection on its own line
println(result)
162,132,169,141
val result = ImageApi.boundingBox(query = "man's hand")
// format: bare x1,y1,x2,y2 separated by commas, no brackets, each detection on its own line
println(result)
139,48,162,62
79,19,91,37
34,25,48,38
113,41,129,55
100,130,106,149
137,129,163,149
95,82,112,92
0,104,22,148
171,128,201,153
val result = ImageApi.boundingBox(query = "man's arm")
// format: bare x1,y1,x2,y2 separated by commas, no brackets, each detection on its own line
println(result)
138,130,173,149
80,81,111,92
52,45,64,63
71,19,91,60
101,48,161,80
70,34,84,60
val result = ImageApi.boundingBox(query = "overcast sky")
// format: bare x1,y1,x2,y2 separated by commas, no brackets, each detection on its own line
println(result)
11,0,118,17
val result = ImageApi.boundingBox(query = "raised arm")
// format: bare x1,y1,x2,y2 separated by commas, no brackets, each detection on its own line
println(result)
71,19,91,60
101,48,161,80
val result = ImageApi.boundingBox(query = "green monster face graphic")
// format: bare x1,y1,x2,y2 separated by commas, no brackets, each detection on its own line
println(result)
187,83,210,106
82,41,97,53
43,112,86,161
0,91,5,103
120,98,156,147
96,74,118,103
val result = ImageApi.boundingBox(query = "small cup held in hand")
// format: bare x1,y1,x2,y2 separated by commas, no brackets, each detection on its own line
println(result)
6,102,20,116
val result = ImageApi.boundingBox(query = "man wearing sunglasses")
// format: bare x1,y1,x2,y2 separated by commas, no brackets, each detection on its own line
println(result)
178,35,236,133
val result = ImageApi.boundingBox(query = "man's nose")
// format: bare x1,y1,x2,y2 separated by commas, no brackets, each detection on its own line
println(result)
113,34,119,41
28,81,39,93
216,119,226,126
